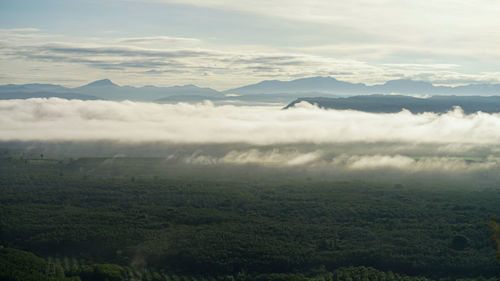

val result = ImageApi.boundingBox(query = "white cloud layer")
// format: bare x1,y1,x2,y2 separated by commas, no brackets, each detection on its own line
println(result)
184,149,323,166
334,154,495,171
4,97,500,173
2,98,500,146
182,151,496,172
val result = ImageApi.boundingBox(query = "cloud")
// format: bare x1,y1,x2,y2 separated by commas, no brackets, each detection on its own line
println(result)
180,150,497,172
335,154,495,172
3,98,500,147
3,26,500,89
118,1,500,87
116,36,201,46
34,44,216,58
0,28,40,33
3,39,346,88
0,28,61,42
149,0,500,42
2,27,500,88
185,149,324,166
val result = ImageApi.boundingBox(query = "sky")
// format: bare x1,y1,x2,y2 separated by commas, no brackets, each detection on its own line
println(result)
1,0,500,90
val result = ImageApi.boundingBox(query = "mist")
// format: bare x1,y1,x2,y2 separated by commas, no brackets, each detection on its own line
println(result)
2,98,500,145
3,98,500,178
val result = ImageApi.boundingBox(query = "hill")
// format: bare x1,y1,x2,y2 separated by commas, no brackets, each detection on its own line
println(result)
0,79,223,102
3,77,500,103
226,77,500,96
285,95,500,114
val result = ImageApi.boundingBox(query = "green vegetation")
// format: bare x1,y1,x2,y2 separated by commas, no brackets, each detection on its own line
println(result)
1,155,499,280
0,246,77,281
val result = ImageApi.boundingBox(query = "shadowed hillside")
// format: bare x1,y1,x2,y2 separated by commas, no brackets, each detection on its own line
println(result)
285,95,500,114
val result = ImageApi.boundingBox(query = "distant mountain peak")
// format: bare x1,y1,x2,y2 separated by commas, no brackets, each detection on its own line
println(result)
83,79,118,87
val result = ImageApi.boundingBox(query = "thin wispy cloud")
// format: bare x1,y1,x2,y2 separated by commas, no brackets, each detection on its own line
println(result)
2,0,500,88
2,24,500,88
116,36,201,46
0,31,380,88
152,0,500,47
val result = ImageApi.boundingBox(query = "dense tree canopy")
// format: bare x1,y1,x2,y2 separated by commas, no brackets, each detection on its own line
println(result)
1,156,499,280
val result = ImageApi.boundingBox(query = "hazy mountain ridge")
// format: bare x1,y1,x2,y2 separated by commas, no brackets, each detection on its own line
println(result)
0,78,223,102
285,95,500,114
225,76,367,94
2,77,500,103
0,91,100,100
225,77,500,95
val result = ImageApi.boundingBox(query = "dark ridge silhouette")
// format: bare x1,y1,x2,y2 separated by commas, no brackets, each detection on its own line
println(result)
284,95,500,114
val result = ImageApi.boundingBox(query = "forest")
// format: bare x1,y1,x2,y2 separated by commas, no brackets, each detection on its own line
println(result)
1,150,500,281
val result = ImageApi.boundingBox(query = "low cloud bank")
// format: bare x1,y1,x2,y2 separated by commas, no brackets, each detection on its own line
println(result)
2,98,500,146
334,154,495,172
1,139,498,174
184,149,324,166
181,149,496,172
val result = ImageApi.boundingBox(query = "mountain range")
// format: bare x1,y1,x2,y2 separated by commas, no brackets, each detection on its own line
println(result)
225,76,500,95
2,77,500,104
0,79,222,102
